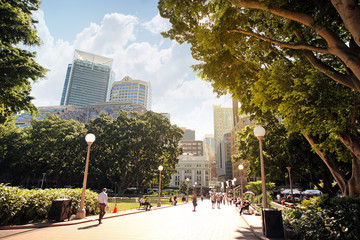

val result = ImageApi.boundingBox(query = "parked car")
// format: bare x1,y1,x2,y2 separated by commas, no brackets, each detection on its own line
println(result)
301,189,322,196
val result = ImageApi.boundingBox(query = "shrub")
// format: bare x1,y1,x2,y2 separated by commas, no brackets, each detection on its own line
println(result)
0,184,98,226
283,195,360,240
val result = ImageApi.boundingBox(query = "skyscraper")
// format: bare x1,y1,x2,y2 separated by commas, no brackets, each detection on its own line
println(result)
109,76,152,110
60,50,114,107
213,105,233,180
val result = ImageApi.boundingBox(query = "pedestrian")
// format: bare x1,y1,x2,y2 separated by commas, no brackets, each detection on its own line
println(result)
139,196,152,210
192,193,197,211
240,200,250,215
98,188,108,224
216,194,221,209
211,194,216,209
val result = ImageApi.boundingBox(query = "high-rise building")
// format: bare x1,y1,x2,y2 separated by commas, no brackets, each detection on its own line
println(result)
180,128,196,141
203,134,216,180
213,105,233,179
109,76,152,110
60,50,114,107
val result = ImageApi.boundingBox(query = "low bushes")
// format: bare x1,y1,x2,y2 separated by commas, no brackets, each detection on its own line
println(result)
0,184,98,226
283,195,360,240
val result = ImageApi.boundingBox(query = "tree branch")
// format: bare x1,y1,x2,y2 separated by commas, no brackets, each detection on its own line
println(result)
228,29,330,54
303,51,360,92
331,0,360,47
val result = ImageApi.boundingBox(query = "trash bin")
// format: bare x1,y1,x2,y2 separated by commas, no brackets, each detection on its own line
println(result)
262,209,284,238
48,198,72,222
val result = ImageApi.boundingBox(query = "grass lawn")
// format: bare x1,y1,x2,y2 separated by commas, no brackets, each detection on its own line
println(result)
106,197,186,212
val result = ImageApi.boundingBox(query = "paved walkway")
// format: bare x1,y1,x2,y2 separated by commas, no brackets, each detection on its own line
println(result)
0,200,280,240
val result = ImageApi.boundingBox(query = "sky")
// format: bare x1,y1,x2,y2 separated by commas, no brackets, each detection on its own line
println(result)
30,0,232,140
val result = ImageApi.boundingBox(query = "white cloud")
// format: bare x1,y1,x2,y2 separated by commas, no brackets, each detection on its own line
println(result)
142,13,171,34
74,13,138,54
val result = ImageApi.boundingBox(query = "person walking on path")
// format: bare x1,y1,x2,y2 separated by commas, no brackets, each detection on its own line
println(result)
98,188,108,224
192,194,197,212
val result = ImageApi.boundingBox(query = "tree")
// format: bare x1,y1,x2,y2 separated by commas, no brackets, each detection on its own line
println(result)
159,0,360,92
158,0,360,197
0,0,47,124
86,110,183,194
27,114,87,187
236,119,341,196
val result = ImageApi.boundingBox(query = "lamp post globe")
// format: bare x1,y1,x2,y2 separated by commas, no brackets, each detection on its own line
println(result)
85,133,96,143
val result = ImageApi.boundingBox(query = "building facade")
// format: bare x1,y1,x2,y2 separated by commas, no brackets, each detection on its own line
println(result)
179,140,203,156
180,128,196,141
109,76,152,110
203,134,216,181
15,102,147,128
213,105,233,179
217,133,233,181
170,153,210,191
61,50,114,107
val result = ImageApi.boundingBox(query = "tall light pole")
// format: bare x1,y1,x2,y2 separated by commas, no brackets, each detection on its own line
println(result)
194,181,197,195
287,167,294,201
232,178,236,200
254,126,267,209
238,164,244,205
41,173,46,189
76,133,96,219
157,165,163,207
186,178,189,202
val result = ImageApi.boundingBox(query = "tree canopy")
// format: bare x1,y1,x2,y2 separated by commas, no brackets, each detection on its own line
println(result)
0,0,47,124
158,0,360,197
0,111,183,194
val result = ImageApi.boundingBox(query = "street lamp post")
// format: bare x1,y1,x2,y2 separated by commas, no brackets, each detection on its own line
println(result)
238,164,244,205
157,165,163,207
41,173,46,189
186,178,189,202
287,167,294,202
232,178,236,200
76,133,96,219
254,126,267,209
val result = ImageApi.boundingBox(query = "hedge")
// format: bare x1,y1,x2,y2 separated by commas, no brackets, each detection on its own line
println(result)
0,184,98,226
282,195,360,240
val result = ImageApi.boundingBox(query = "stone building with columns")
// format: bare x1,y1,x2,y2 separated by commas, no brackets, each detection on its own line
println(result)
170,153,210,193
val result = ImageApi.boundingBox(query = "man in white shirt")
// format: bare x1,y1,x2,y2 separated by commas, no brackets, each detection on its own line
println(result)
98,188,108,224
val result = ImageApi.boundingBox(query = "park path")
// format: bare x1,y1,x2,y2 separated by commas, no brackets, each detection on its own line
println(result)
0,200,259,240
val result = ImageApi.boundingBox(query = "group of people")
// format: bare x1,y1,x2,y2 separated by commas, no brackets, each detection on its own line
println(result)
97,189,251,224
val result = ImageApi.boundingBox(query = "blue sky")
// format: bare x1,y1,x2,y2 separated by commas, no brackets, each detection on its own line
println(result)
30,0,232,139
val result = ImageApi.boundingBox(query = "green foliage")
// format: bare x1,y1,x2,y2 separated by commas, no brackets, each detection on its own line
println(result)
0,184,98,226
245,181,275,195
158,0,360,197
283,195,360,239
0,0,47,124
178,180,189,194
253,193,272,208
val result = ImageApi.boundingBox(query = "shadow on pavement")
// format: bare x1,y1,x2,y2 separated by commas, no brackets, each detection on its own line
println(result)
77,224,100,230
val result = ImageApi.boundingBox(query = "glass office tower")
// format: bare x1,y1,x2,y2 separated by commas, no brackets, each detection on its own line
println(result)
61,50,114,107
109,76,152,110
